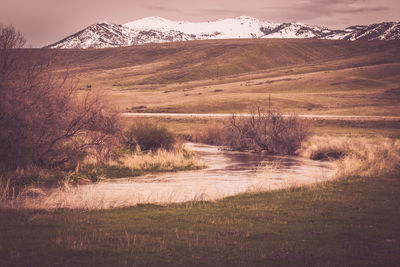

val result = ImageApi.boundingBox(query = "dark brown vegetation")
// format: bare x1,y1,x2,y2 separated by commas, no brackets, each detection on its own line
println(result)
192,107,312,155
0,25,119,177
122,122,176,152
224,108,311,154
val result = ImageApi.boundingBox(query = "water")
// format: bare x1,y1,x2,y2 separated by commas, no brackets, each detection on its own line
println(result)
18,143,336,210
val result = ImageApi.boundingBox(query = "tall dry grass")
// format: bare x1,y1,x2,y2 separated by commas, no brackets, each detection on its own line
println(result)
0,143,205,206
192,122,226,145
299,135,400,177
108,145,206,172
75,142,206,181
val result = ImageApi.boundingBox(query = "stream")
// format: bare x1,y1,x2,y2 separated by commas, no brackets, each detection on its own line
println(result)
18,143,336,209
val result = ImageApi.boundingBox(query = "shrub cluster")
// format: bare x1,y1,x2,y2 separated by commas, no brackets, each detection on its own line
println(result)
224,107,312,155
122,122,176,152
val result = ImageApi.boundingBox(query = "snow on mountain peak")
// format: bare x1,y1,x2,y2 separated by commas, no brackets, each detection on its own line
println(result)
47,16,400,49
97,21,114,25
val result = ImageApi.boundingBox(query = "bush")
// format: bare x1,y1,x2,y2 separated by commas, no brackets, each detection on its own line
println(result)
123,122,176,152
0,25,120,173
223,107,312,155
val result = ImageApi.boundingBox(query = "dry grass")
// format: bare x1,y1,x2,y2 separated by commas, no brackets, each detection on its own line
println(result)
15,39,399,116
67,40,400,116
75,142,206,181
0,177,12,202
108,145,206,172
0,144,206,209
191,121,226,145
299,135,400,177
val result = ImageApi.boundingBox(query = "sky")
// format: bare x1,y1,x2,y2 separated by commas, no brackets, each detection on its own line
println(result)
1,0,399,47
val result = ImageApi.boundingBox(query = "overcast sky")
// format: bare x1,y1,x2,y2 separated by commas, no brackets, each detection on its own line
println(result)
1,0,399,47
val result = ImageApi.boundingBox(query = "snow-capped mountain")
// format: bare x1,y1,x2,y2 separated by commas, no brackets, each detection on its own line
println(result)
48,22,133,49
47,16,400,49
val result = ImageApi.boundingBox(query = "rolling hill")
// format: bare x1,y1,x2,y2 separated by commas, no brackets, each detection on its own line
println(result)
42,38,400,116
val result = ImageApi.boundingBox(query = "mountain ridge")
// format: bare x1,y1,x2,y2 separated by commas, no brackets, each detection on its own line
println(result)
47,16,400,49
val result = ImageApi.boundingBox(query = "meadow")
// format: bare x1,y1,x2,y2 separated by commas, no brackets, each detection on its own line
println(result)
1,174,399,266
44,38,400,116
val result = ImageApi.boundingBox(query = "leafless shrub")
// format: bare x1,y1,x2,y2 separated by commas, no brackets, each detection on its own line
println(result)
122,122,176,152
0,25,120,174
224,106,312,155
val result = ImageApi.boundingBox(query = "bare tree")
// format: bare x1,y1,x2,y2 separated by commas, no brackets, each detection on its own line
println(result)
0,25,120,173
0,24,25,82
224,106,312,155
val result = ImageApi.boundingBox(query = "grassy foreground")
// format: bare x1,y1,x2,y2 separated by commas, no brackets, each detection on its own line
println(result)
1,174,399,266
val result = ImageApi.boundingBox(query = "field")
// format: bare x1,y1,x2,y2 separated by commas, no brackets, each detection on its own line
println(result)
119,115,400,144
44,38,400,116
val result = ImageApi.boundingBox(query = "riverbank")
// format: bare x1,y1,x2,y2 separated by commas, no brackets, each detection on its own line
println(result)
1,174,399,266
0,144,205,190
2,143,335,210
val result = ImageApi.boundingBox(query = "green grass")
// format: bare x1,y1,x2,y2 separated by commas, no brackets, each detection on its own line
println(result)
1,175,399,266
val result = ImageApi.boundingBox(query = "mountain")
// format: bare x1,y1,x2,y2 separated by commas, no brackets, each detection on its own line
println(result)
322,22,400,41
47,16,400,49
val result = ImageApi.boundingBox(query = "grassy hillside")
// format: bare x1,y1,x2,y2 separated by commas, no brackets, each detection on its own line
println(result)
39,39,400,115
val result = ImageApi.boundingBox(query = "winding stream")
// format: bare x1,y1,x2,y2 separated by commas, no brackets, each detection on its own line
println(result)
18,143,336,209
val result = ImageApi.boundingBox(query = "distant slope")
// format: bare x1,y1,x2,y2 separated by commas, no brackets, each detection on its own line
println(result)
39,38,400,116
46,16,400,49
47,39,400,84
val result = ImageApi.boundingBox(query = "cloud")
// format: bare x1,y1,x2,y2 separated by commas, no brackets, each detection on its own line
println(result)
189,8,268,19
198,8,244,15
333,6,389,13
262,0,390,21
145,5,177,12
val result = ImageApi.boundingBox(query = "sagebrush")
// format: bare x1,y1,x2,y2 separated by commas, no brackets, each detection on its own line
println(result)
204,107,312,155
